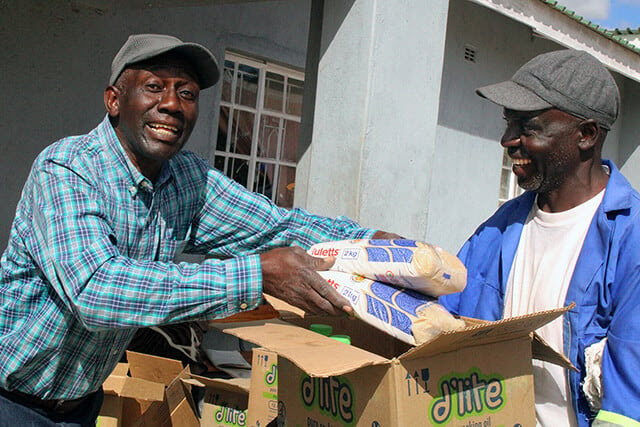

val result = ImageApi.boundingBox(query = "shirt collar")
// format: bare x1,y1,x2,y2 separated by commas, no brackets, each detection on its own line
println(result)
600,159,634,213
98,115,173,196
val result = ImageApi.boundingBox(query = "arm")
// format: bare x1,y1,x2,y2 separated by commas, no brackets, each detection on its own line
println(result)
185,166,401,315
27,159,262,330
592,233,640,425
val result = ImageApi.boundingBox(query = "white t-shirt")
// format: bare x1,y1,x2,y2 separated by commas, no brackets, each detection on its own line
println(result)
503,189,605,426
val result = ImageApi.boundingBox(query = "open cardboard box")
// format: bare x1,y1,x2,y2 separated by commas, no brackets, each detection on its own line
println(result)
215,299,573,426
98,350,193,427
98,348,278,427
187,347,278,427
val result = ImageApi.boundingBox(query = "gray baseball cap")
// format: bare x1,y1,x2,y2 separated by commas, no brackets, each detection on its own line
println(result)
476,49,619,129
109,34,220,89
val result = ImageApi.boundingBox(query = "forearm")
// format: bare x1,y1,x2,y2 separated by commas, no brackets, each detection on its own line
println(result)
66,253,263,330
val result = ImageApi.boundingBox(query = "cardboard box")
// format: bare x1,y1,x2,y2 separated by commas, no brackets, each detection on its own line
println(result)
193,347,278,427
98,351,187,427
99,348,278,427
216,306,572,426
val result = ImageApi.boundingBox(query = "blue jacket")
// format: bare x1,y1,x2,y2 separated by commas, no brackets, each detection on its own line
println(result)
440,160,640,426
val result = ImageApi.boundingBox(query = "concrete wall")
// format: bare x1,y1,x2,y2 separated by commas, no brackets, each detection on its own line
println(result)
296,0,450,241
0,0,310,248
618,78,640,186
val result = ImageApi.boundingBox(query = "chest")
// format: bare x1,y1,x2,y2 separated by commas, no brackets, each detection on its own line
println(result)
104,180,200,261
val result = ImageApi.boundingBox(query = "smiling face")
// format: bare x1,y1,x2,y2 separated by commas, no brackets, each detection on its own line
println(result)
104,52,200,180
501,108,583,195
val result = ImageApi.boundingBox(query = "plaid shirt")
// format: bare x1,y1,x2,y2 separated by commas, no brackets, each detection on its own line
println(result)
0,116,374,399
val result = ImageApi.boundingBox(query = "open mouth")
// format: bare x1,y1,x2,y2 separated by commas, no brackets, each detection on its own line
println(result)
511,158,531,167
147,122,180,139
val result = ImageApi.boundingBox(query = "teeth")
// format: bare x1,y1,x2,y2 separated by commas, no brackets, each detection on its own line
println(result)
149,123,178,134
512,158,531,166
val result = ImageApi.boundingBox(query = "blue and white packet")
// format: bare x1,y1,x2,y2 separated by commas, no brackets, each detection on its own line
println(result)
319,271,465,345
310,239,467,297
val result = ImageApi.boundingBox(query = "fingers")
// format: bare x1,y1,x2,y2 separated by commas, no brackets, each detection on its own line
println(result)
303,268,352,316
259,247,351,316
371,230,405,240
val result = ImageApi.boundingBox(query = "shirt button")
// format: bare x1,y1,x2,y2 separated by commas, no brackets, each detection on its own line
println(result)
239,302,248,310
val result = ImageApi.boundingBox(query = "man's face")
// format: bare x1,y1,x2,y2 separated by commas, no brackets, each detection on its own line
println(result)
107,53,200,179
501,108,582,194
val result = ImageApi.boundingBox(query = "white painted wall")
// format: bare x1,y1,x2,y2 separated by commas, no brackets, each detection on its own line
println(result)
618,78,640,186
296,0,450,241
0,0,310,248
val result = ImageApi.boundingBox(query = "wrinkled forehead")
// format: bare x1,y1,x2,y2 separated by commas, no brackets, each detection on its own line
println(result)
124,51,200,85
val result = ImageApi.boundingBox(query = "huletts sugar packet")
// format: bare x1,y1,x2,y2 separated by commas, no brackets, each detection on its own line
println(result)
309,239,466,297
320,271,465,345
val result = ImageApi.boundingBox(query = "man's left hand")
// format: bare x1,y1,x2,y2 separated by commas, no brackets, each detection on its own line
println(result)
371,230,405,240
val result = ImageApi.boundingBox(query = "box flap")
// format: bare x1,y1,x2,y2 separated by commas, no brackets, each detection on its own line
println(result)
216,319,390,376
263,295,306,319
126,351,184,386
102,374,165,401
185,374,251,395
111,362,129,377
532,333,576,371
401,305,572,361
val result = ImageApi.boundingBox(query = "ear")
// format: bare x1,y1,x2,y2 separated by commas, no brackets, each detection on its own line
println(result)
576,119,600,151
104,86,121,118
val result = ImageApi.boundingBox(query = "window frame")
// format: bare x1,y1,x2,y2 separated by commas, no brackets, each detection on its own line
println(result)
215,51,305,208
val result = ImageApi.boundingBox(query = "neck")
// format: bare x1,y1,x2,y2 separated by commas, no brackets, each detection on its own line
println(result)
537,161,608,213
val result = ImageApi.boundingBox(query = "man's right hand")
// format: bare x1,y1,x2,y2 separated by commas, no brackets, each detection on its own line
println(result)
259,246,352,316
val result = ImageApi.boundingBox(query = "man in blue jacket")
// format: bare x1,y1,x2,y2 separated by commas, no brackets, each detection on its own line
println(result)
440,49,640,426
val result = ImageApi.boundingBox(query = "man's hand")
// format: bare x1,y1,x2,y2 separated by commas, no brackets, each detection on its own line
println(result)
371,230,405,240
259,247,353,316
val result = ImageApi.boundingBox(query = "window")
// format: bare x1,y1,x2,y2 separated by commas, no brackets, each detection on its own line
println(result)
498,149,524,205
215,52,304,209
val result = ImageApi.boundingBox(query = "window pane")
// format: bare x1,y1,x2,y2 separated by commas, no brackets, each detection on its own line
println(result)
221,60,235,103
214,155,226,174
230,110,255,156
235,64,259,108
276,165,296,209
258,115,281,159
281,119,299,162
499,169,511,201
217,106,230,152
254,162,274,200
227,157,250,188
264,72,284,112
286,78,304,116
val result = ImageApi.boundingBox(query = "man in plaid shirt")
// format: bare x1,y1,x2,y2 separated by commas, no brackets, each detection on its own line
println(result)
0,34,398,426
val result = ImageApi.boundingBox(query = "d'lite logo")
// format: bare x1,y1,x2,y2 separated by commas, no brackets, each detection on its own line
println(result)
264,363,277,386
428,370,505,424
214,407,246,426
300,375,355,425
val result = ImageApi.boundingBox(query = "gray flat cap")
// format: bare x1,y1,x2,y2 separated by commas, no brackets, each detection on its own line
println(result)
110,34,220,89
476,49,619,129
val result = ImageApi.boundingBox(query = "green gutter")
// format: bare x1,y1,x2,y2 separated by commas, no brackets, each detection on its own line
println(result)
539,0,640,54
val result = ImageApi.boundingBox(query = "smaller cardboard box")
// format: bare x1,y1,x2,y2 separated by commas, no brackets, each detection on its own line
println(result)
191,347,278,427
217,306,572,426
100,347,278,427
98,351,188,427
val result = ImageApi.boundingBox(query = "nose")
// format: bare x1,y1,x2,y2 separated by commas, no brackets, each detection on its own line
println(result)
157,88,181,114
500,122,521,148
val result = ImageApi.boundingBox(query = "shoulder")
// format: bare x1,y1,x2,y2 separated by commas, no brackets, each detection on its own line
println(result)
473,191,534,234
34,129,104,174
169,150,212,181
